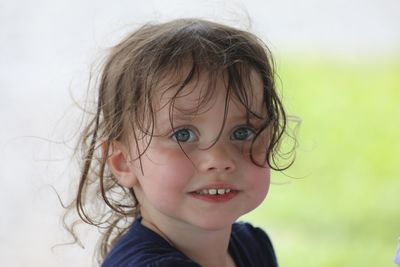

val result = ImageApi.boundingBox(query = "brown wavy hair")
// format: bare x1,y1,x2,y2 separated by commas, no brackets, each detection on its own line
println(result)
64,18,294,264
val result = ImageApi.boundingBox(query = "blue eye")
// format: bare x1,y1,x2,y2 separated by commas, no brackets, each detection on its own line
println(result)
171,128,197,143
231,127,255,141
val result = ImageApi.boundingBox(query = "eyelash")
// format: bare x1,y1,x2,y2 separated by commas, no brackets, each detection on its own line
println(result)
169,125,256,143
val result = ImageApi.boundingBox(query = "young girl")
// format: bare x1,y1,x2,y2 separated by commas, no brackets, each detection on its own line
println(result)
66,18,291,267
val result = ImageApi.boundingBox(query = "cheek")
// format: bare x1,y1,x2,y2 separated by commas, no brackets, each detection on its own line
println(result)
146,147,194,179
248,166,271,205
248,136,270,166
138,147,195,197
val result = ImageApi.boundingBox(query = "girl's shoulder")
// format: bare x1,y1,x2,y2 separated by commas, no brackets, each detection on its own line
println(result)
231,221,274,245
230,222,278,267
101,219,199,267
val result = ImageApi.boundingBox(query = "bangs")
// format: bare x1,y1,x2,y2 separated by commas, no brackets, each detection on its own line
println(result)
155,59,268,124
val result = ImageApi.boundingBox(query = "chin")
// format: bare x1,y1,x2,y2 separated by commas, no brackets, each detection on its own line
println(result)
190,214,242,231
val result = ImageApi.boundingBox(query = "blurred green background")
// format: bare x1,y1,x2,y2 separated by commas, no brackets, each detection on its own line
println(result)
243,54,400,266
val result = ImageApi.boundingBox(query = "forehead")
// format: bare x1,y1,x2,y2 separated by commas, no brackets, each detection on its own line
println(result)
154,67,265,116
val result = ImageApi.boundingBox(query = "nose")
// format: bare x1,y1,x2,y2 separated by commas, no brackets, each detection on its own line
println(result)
197,143,236,173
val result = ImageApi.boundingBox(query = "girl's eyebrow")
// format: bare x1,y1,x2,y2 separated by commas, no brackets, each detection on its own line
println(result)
229,113,265,120
166,112,265,125
156,113,193,129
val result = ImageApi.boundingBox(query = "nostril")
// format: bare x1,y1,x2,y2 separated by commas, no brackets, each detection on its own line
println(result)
207,166,232,172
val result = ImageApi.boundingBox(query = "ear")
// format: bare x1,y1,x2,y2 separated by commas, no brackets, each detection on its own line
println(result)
103,141,138,188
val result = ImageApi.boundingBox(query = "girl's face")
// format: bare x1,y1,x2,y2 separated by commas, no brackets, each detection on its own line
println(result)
125,71,270,231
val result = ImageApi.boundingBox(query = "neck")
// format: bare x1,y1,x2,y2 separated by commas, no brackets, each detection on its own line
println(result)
141,218,235,267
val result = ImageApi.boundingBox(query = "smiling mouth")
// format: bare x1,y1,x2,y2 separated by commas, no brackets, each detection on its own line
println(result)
189,188,239,202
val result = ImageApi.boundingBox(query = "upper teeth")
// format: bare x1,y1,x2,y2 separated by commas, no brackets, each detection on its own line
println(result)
197,189,232,195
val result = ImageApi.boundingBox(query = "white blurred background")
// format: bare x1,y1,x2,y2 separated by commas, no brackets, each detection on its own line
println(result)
1,0,399,266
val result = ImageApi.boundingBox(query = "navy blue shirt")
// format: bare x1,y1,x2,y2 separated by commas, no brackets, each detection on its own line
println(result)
102,219,278,267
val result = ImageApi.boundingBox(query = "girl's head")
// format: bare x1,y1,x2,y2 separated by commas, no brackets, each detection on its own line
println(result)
70,18,289,261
